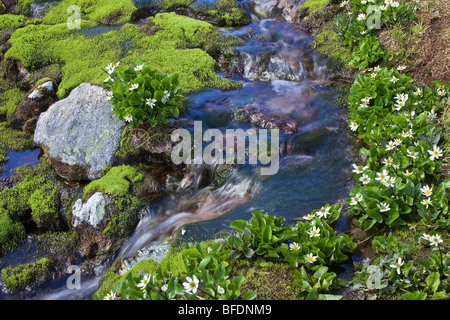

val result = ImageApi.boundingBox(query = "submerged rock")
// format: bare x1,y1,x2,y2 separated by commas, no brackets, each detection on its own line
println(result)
34,83,126,180
244,105,299,135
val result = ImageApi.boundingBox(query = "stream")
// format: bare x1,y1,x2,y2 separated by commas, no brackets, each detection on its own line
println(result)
0,0,360,300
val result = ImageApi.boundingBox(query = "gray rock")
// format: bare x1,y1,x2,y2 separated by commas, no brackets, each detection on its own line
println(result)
28,81,54,99
72,192,107,228
34,83,126,180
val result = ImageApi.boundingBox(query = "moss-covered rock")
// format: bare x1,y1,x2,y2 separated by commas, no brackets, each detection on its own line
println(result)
83,165,144,198
43,0,137,25
207,0,250,27
1,257,56,292
4,13,241,99
0,209,26,258
0,161,63,235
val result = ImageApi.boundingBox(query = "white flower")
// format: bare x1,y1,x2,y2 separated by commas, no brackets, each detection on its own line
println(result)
374,66,381,72
392,164,399,170
421,233,431,241
137,274,152,291
377,202,390,212
360,173,371,185
129,83,139,91
105,62,119,75
104,291,116,300
306,253,318,264
339,0,349,6
390,76,399,83
370,73,377,79
349,122,359,131
421,198,432,209
304,214,315,221
429,235,443,247
390,257,404,275
217,285,225,295
361,30,367,35
380,4,387,10
428,145,443,161
350,194,363,205
134,64,144,71
407,149,418,160
163,90,170,101
386,140,397,151
414,88,422,96
361,97,372,104
397,65,406,71
161,284,168,292
307,226,321,238
352,164,368,174
124,114,133,123
437,88,447,96
183,275,200,294
385,0,392,6
359,102,369,108
382,156,394,167
420,185,433,197
316,206,331,219
403,170,412,177
106,92,113,100
361,0,367,3
376,169,389,182
289,242,301,251
382,176,395,188
146,98,157,108
357,13,366,21
394,138,402,146
391,1,399,7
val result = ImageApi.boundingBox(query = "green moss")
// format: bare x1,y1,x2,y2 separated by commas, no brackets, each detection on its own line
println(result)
0,162,60,228
312,22,355,74
0,209,26,257
0,87,27,119
83,165,144,198
34,77,53,87
0,122,35,157
163,0,196,10
207,0,250,27
0,14,27,31
17,0,35,15
231,258,299,300
299,0,331,13
94,246,186,299
1,257,55,292
37,231,80,253
28,181,61,229
0,14,41,31
5,14,241,98
43,0,136,25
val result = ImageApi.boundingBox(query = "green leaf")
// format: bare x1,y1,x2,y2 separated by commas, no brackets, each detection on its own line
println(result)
426,272,440,293
241,291,257,300
262,225,272,243
230,220,248,233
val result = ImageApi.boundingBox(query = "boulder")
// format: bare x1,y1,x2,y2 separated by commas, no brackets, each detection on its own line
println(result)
34,83,126,180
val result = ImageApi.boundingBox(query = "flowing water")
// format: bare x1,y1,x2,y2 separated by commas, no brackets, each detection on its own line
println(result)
0,0,359,300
